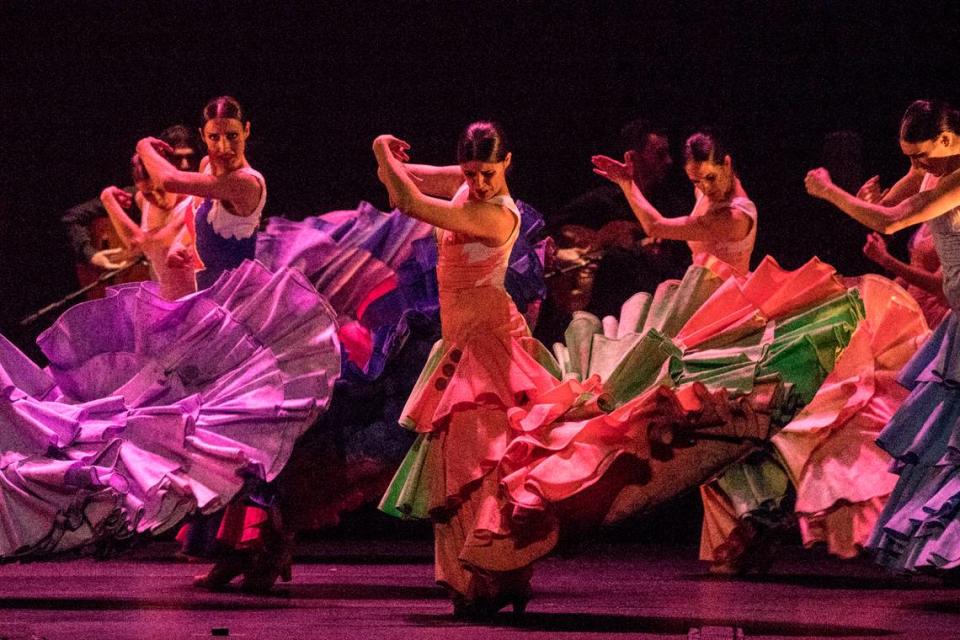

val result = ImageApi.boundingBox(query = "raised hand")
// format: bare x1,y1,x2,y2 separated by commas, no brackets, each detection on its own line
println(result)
591,154,633,188
862,232,892,267
372,134,411,162
804,168,835,200
102,186,133,209
856,175,886,203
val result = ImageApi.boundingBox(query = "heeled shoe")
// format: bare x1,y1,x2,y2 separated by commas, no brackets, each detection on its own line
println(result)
239,532,295,593
193,554,251,591
451,589,531,622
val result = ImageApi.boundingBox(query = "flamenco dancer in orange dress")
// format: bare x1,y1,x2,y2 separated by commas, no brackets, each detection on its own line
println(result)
372,123,552,614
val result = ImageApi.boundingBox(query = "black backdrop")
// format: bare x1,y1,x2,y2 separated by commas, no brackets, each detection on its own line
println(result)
2,0,958,351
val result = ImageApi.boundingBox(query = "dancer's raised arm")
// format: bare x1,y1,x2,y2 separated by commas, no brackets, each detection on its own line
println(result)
807,100,960,234
592,154,749,243
100,185,145,251
136,99,261,218
373,134,515,245
863,231,944,298
593,130,756,274
806,166,960,234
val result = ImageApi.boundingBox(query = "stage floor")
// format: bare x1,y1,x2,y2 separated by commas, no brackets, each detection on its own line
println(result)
0,540,953,639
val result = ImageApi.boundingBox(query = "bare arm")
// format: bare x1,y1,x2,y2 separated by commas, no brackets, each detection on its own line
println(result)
403,164,465,198
136,138,262,216
100,186,145,250
880,168,925,205
591,154,751,242
623,183,751,242
373,135,514,245
806,167,960,234
863,231,945,298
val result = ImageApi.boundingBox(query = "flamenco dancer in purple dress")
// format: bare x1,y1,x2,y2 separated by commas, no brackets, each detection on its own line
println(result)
0,97,341,572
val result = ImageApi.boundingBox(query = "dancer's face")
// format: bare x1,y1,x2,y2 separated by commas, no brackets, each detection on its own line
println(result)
202,118,249,171
685,155,734,202
136,178,178,209
460,152,511,201
900,133,960,176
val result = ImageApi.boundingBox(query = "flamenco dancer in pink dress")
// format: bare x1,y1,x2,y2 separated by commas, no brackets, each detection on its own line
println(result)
592,127,931,572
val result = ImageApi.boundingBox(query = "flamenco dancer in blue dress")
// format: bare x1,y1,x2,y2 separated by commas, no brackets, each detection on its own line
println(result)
805,99,960,573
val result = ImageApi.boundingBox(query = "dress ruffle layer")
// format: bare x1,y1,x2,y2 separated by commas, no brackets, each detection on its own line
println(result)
382,256,867,572
699,274,929,562
774,275,929,558
0,261,340,559
869,310,960,570
257,201,547,378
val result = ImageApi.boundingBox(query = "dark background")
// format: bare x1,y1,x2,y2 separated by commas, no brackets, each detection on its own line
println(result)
3,1,959,346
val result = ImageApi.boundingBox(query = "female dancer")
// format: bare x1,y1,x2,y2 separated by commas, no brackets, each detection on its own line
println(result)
100,153,197,300
136,97,285,589
806,99,960,572
591,130,757,275
595,131,779,572
0,88,338,569
137,95,265,289
374,122,542,616
863,227,948,328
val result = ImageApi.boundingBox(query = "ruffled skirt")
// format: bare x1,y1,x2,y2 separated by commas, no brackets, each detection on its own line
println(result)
0,260,340,559
381,256,868,581
868,311,960,571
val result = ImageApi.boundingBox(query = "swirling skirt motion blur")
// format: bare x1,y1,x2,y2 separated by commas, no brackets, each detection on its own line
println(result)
377,252,917,603
0,260,340,560
255,200,548,529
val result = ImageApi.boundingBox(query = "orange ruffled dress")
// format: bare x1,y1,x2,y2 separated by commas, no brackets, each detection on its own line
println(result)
379,193,561,601
379,192,853,601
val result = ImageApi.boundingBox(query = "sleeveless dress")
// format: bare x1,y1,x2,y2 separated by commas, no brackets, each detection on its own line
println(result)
379,178,882,602
0,260,340,560
903,224,949,330
193,166,266,289
868,172,960,571
687,193,758,275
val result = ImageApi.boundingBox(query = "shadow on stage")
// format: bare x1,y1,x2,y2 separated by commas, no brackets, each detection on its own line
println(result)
684,571,923,591
407,611,895,636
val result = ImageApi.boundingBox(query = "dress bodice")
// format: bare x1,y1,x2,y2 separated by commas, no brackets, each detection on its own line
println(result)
436,186,526,341
193,166,266,289
686,193,757,275
140,197,196,299
920,172,960,310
